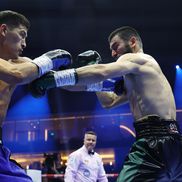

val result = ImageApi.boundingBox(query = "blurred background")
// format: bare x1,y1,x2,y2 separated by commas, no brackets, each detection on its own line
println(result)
1,0,182,181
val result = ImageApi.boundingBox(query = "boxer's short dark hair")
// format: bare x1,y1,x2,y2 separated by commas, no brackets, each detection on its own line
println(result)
0,10,30,29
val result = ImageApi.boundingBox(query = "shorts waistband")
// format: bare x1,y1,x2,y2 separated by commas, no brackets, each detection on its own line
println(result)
134,115,181,139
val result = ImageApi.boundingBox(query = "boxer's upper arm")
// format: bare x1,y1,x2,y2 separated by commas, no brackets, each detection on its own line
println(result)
0,58,38,85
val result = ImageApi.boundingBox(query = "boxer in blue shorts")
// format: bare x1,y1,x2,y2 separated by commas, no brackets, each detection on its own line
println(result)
0,10,72,181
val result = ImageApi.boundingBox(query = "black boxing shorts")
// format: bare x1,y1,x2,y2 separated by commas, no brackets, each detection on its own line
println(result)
0,127,32,182
117,115,182,182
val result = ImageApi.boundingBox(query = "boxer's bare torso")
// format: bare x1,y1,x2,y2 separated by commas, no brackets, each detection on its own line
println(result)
76,53,176,121
0,58,38,126
123,53,176,120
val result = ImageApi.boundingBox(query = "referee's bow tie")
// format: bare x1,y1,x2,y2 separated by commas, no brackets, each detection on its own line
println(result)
88,150,94,155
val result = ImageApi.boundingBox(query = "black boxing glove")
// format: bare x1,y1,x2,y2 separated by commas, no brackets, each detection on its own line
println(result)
29,70,56,98
113,77,126,95
29,69,77,98
77,50,102,67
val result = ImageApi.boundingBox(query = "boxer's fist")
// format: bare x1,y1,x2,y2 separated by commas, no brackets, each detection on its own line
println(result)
32,49,72,76
29,71,57,98
42,49,72,70
77,50,102,67
29,68,77,98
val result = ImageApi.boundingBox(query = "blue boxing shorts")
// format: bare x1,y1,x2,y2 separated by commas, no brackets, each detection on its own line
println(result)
0,144,32,182
117,115,182,182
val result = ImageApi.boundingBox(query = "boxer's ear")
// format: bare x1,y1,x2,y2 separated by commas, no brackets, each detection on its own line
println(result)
129,36,137,48
0,24,8,36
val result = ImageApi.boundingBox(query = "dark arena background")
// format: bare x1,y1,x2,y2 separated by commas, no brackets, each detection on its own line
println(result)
1,0,182,181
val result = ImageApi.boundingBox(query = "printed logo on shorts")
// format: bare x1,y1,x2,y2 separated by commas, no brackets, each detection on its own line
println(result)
83,169,90,177
169,123,179,134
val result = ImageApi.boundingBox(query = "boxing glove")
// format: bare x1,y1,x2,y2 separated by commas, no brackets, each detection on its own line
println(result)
32,49,72,77
77,50,102,67
29,69,77,98
29,71,125,98
29,50,102,97
113,77,126,95
77,50,125,95
29,70,56,97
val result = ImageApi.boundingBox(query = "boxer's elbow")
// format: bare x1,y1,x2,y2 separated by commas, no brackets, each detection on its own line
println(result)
101,104,113,109
98,99,115,109
101,101,121,109
101,102,117,109
96,92,117,109
98,94,128,109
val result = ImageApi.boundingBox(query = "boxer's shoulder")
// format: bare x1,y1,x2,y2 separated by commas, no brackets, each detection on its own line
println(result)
9,57,32,64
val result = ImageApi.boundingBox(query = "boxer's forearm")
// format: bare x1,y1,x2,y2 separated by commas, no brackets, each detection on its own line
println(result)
75,53,143,85
76,64,111,85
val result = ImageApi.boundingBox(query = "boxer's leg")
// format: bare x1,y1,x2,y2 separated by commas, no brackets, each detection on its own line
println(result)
117,135,182,182
117,138,164,182
0,145,32,182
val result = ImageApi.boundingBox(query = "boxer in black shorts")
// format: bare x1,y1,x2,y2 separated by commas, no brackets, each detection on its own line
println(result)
117,115,182,181
29,26,182,181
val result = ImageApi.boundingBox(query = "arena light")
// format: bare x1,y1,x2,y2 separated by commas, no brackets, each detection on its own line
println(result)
176,65,180,69
119,125,136,137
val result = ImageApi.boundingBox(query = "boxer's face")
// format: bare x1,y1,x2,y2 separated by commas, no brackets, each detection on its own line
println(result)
109,34,133,60
0,24,27,60
84,134,97,152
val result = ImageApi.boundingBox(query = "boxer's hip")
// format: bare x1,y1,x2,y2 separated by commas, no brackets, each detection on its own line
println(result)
134,115,180,139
